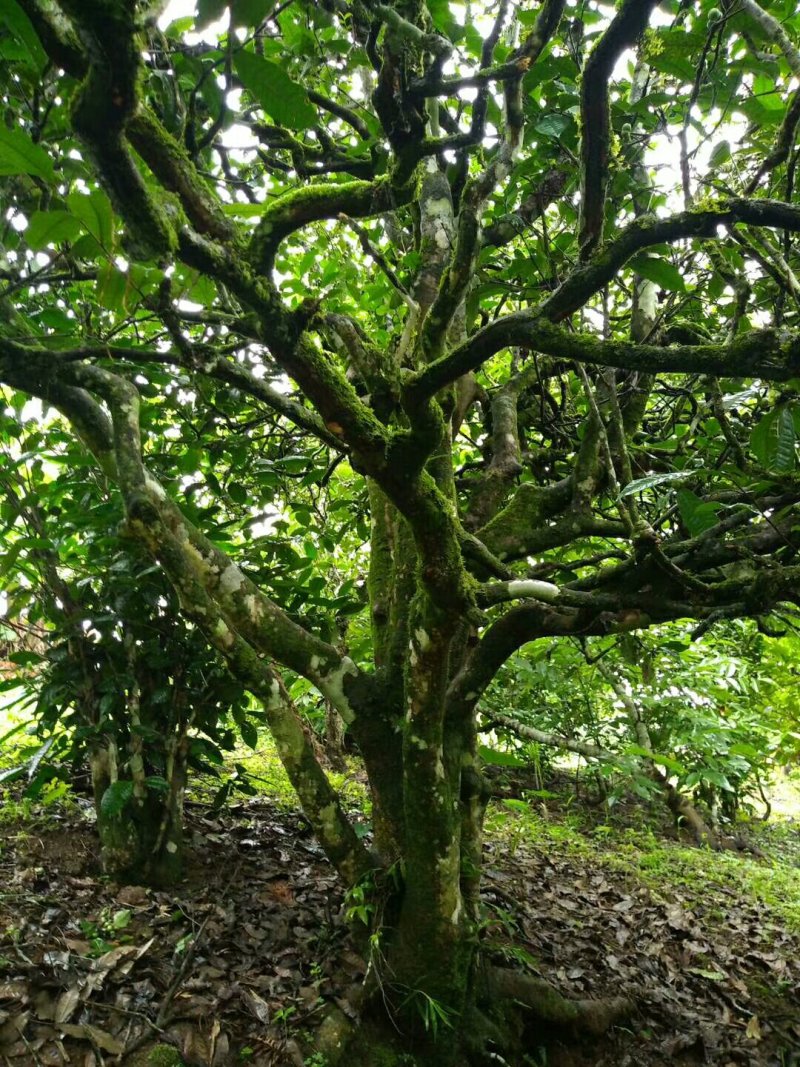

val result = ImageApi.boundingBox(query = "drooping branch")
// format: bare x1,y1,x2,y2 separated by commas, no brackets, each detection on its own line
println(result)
484,707,718,848
0,353,375,725
482,711,608,761
124,498,372,886
33,366,372,883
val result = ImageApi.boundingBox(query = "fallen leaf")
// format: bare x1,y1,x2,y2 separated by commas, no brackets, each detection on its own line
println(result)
59,1023,124,1055
241,988,270,1024
53,987,81,1024
745,1015,762,1041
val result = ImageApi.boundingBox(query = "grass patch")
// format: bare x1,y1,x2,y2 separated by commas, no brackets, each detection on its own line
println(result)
486,793,800,934
194,731,371,814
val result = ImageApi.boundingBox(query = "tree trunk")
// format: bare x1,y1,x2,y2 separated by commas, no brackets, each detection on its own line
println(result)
90,738,187,886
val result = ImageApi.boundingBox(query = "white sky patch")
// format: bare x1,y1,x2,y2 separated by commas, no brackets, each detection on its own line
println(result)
223,122,259,151
249,505,285,538
159,0,217,34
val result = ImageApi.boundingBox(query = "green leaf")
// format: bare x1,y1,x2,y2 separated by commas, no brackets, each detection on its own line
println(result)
0,0,47,70
479,744,525,768
620,470,690,496
534,113,571,140
750,406,797,471
626,745,687,775
100,780,133,818
240,719,258,749
96,263,129,312
67,190,114,250
708,140,731,168
232,0,275,26
0,126,54,181
775,406,797,472
234,51,316,129
0,765,25,785
195,0,227,27
425,0,463,41
676,489,721,536
228,482,248,505
628,255,686,292
111,909,132,930
70,234,105,261
8,650,43,666
25,210,85,250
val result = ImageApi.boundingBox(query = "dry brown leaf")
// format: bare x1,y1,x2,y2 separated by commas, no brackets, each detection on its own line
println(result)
0,983,27,1003
58,1022,124,1055
745,1015,762,1041
241,988,271,1024
53,986,81,1024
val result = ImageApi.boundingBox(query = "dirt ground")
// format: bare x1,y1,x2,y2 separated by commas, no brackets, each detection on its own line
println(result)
0,787,798,1067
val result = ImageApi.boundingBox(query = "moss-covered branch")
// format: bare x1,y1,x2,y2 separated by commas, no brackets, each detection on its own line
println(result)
124,502,372,886
737,0,800,75
0,337,343,449
20,0,237,242
248,174,417,273
57,0,177,258
464,365,537,532
408,311,800,404
404,198,800,400
543,197,800,321
578,0,660,257
127,110,237,241
0,352,373,722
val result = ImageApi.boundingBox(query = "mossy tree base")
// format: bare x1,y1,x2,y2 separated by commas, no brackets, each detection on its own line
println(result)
318,960,635,1067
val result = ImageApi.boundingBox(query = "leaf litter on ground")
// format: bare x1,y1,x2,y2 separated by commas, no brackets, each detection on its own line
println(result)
0,782,796,1066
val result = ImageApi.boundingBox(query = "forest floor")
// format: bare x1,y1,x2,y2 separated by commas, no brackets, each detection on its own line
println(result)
0,742,798,1067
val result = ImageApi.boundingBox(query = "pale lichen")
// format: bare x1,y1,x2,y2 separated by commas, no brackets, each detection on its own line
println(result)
507,579,560,601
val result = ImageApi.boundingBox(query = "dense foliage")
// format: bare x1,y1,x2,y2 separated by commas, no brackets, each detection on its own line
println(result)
2,0,800,1062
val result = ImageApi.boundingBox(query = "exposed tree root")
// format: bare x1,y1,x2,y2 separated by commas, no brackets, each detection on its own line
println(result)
318,960,635,1066
486,965,635,1036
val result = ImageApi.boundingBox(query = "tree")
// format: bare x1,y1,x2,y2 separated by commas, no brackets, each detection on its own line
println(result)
485,622,785,847
0,415,250,884
2,0,800,1060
